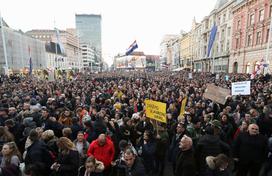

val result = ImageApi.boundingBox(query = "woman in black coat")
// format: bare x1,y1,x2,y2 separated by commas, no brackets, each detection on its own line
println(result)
51,137,79,176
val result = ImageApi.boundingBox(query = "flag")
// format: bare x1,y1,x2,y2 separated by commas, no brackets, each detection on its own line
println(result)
207,24,217,57
126,40,138,55
28,45,32,75
55,28,65,54
29,57,32,75
251,58,264,79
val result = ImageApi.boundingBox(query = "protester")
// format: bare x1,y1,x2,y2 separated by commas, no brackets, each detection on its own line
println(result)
51,137,79,176
175,135,196,176
124,148,146,176
0,71,271,176
78,156,105,176
0,142,21,176
87,134,115,175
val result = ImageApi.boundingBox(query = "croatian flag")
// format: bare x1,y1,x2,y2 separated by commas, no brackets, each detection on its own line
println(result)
126,40,138,55
251,58,264,79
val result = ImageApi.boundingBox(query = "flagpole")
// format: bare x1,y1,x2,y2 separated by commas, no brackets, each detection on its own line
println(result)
54,20,58,70
0,11,9,75
265,16,272,74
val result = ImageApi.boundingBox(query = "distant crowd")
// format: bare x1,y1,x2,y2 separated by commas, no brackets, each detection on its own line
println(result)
0,71,271,176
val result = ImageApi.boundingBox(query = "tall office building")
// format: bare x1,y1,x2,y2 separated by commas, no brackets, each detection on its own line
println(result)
75,14,102,71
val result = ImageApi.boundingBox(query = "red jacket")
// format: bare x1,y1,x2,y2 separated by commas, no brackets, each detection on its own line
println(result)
87,137,115,168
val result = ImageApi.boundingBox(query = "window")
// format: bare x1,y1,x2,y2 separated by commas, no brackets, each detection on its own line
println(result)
218,17,221,25
266,29,270,43
270,6,272,17
223,14,226,22
256,31,262,45
249,14,255,25
236,38,240,49
237,20,241,30
247,34,253,46
221,29,225,40
227,27,231,37
259,9,264,22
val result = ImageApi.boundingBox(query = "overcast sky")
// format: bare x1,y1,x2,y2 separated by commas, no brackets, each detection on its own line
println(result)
1,0,217,65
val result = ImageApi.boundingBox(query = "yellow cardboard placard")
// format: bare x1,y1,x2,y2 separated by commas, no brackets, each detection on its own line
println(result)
145,100,167,123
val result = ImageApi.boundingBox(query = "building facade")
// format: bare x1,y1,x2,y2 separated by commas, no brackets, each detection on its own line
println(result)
26,29,81,70
229,0,272,73
191,19,203,72
180,32,193,69
75,14,102,71
160,35,180,70
0,22,46,74
213,0,235,73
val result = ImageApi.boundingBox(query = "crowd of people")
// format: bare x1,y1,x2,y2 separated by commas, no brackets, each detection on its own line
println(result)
0,71,271,176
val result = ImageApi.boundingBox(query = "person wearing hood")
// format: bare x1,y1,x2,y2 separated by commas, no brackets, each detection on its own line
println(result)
205,154,231,176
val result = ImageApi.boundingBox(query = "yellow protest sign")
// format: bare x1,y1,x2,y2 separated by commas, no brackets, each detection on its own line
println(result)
179,97,187,116
145,100,167,123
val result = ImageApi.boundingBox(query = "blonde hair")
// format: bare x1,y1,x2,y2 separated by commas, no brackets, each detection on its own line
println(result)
41,130,55,141
57,137,76,154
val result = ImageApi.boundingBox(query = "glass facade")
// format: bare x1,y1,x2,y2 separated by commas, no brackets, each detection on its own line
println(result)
0,26,47,73
76,14,101,62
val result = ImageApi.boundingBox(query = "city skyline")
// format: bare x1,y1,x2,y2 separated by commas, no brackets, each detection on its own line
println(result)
1,0,217,65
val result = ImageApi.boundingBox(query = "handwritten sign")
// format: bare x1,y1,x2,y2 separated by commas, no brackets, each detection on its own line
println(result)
204,84,230,104
231,81,251,95
145,100,167,123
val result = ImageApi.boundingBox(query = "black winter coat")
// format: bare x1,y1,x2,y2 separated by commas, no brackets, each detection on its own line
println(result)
175,149,196,176
55,150,80,176
195,134,230,173
24,140,53,176
125,157,146,176
233,132,268,164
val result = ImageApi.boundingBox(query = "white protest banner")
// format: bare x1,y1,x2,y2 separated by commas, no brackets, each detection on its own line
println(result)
189,73,193,79
231,81,251,95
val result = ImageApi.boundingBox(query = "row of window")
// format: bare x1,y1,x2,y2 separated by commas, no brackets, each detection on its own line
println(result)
236,6,271,30
32,35,51,39
235,29,269,49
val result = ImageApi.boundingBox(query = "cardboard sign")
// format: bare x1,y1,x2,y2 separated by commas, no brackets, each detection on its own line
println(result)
204,84,230,104
179,97,187,116
145,100,167,123
231,81,251,95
